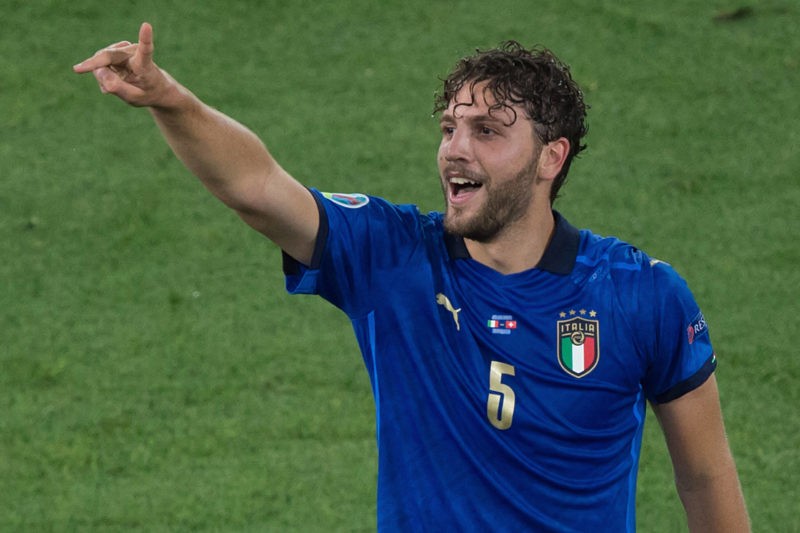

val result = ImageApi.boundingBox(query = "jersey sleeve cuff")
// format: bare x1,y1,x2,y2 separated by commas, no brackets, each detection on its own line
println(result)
652,354,717,404
283,189,329,295
282,188,329,275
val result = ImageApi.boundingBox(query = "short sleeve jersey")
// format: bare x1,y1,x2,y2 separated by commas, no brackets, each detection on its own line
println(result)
284,190,716,532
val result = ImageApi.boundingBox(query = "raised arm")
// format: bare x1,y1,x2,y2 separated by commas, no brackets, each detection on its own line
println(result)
73,23,319,265
652,374,750,532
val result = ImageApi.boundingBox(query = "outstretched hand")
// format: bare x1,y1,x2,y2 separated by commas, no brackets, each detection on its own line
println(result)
74,23,173,108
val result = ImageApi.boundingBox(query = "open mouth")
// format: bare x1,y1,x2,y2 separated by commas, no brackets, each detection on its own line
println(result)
449,176,483,200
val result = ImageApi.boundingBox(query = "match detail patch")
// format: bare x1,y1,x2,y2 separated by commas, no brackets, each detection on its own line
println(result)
487,315,517,335
321,192,370,209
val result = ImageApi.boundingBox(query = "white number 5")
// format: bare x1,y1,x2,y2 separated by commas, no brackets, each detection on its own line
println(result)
487,361,516,430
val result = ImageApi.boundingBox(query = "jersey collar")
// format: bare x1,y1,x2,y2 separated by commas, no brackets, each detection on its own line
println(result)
443,211,580,275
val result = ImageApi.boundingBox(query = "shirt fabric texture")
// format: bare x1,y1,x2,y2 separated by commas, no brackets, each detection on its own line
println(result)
284,189,716,532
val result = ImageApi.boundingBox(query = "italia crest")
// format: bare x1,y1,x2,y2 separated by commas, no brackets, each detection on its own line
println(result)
557,311,600,378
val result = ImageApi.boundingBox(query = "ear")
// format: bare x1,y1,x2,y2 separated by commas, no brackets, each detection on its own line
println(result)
537,137,570,181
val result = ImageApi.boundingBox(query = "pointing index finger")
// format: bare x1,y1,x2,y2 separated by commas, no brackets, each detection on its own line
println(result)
73,45,136,73
72,24,153,74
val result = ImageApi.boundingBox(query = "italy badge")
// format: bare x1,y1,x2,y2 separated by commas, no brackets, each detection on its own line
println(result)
557,315,599,378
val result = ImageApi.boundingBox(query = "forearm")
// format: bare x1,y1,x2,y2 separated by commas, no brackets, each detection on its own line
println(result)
149,74,279,213
675,448,750,532
76,23,319,263
654,377,750,532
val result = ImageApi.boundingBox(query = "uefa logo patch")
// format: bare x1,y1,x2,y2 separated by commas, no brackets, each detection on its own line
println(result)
322,192,370,209
687,312,708,345
557,312,600,378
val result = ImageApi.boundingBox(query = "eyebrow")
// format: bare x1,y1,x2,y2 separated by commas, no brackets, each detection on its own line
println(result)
439,111,508,126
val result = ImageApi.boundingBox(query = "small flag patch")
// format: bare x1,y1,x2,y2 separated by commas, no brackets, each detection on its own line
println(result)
488,315,517,335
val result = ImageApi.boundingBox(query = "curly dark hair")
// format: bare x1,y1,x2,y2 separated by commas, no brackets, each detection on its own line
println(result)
433,41,588,203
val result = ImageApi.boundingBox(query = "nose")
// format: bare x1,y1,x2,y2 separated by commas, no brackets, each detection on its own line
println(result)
442,127,471,162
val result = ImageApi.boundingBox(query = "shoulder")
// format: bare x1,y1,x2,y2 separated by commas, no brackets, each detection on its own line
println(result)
311,188,433,226
573,229,697,327
576,229,684,284
309,188,446,261
574,229,648,284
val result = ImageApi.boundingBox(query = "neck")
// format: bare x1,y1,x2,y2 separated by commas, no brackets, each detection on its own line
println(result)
465,208,555,275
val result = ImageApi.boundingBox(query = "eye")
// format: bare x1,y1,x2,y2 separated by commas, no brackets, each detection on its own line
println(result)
441,125,455,137
478,125,496,136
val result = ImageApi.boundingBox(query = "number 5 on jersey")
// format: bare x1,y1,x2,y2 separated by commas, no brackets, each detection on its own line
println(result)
487,361,516,430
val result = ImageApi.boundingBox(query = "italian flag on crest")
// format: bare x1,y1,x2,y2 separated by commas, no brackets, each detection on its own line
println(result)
557,317,600,378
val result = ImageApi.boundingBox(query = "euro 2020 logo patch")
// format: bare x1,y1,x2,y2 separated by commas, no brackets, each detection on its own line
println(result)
557,311,600,378
321,192,370,209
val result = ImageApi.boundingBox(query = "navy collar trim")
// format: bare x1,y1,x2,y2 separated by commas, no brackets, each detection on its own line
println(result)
443,211,580,275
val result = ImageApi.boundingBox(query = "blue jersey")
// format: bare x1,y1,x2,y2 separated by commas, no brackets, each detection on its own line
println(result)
284,190,716,532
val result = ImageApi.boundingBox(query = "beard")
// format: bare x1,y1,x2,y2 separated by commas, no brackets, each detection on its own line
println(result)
442,155,540,243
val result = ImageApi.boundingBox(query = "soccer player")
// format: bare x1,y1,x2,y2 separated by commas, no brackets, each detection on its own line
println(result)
74,23,750,531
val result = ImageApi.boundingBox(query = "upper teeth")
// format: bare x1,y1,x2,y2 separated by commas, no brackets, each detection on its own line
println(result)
450,177,479,185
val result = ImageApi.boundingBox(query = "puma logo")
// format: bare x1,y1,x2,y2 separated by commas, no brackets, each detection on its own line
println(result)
436,293,461,331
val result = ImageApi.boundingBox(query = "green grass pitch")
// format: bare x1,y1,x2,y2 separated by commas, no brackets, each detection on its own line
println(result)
2,0,798,530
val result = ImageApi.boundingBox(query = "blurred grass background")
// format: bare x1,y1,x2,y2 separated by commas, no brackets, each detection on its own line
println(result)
2,0,798,530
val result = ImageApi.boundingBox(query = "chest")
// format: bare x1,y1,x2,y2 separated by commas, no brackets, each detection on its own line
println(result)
370,263,647,438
